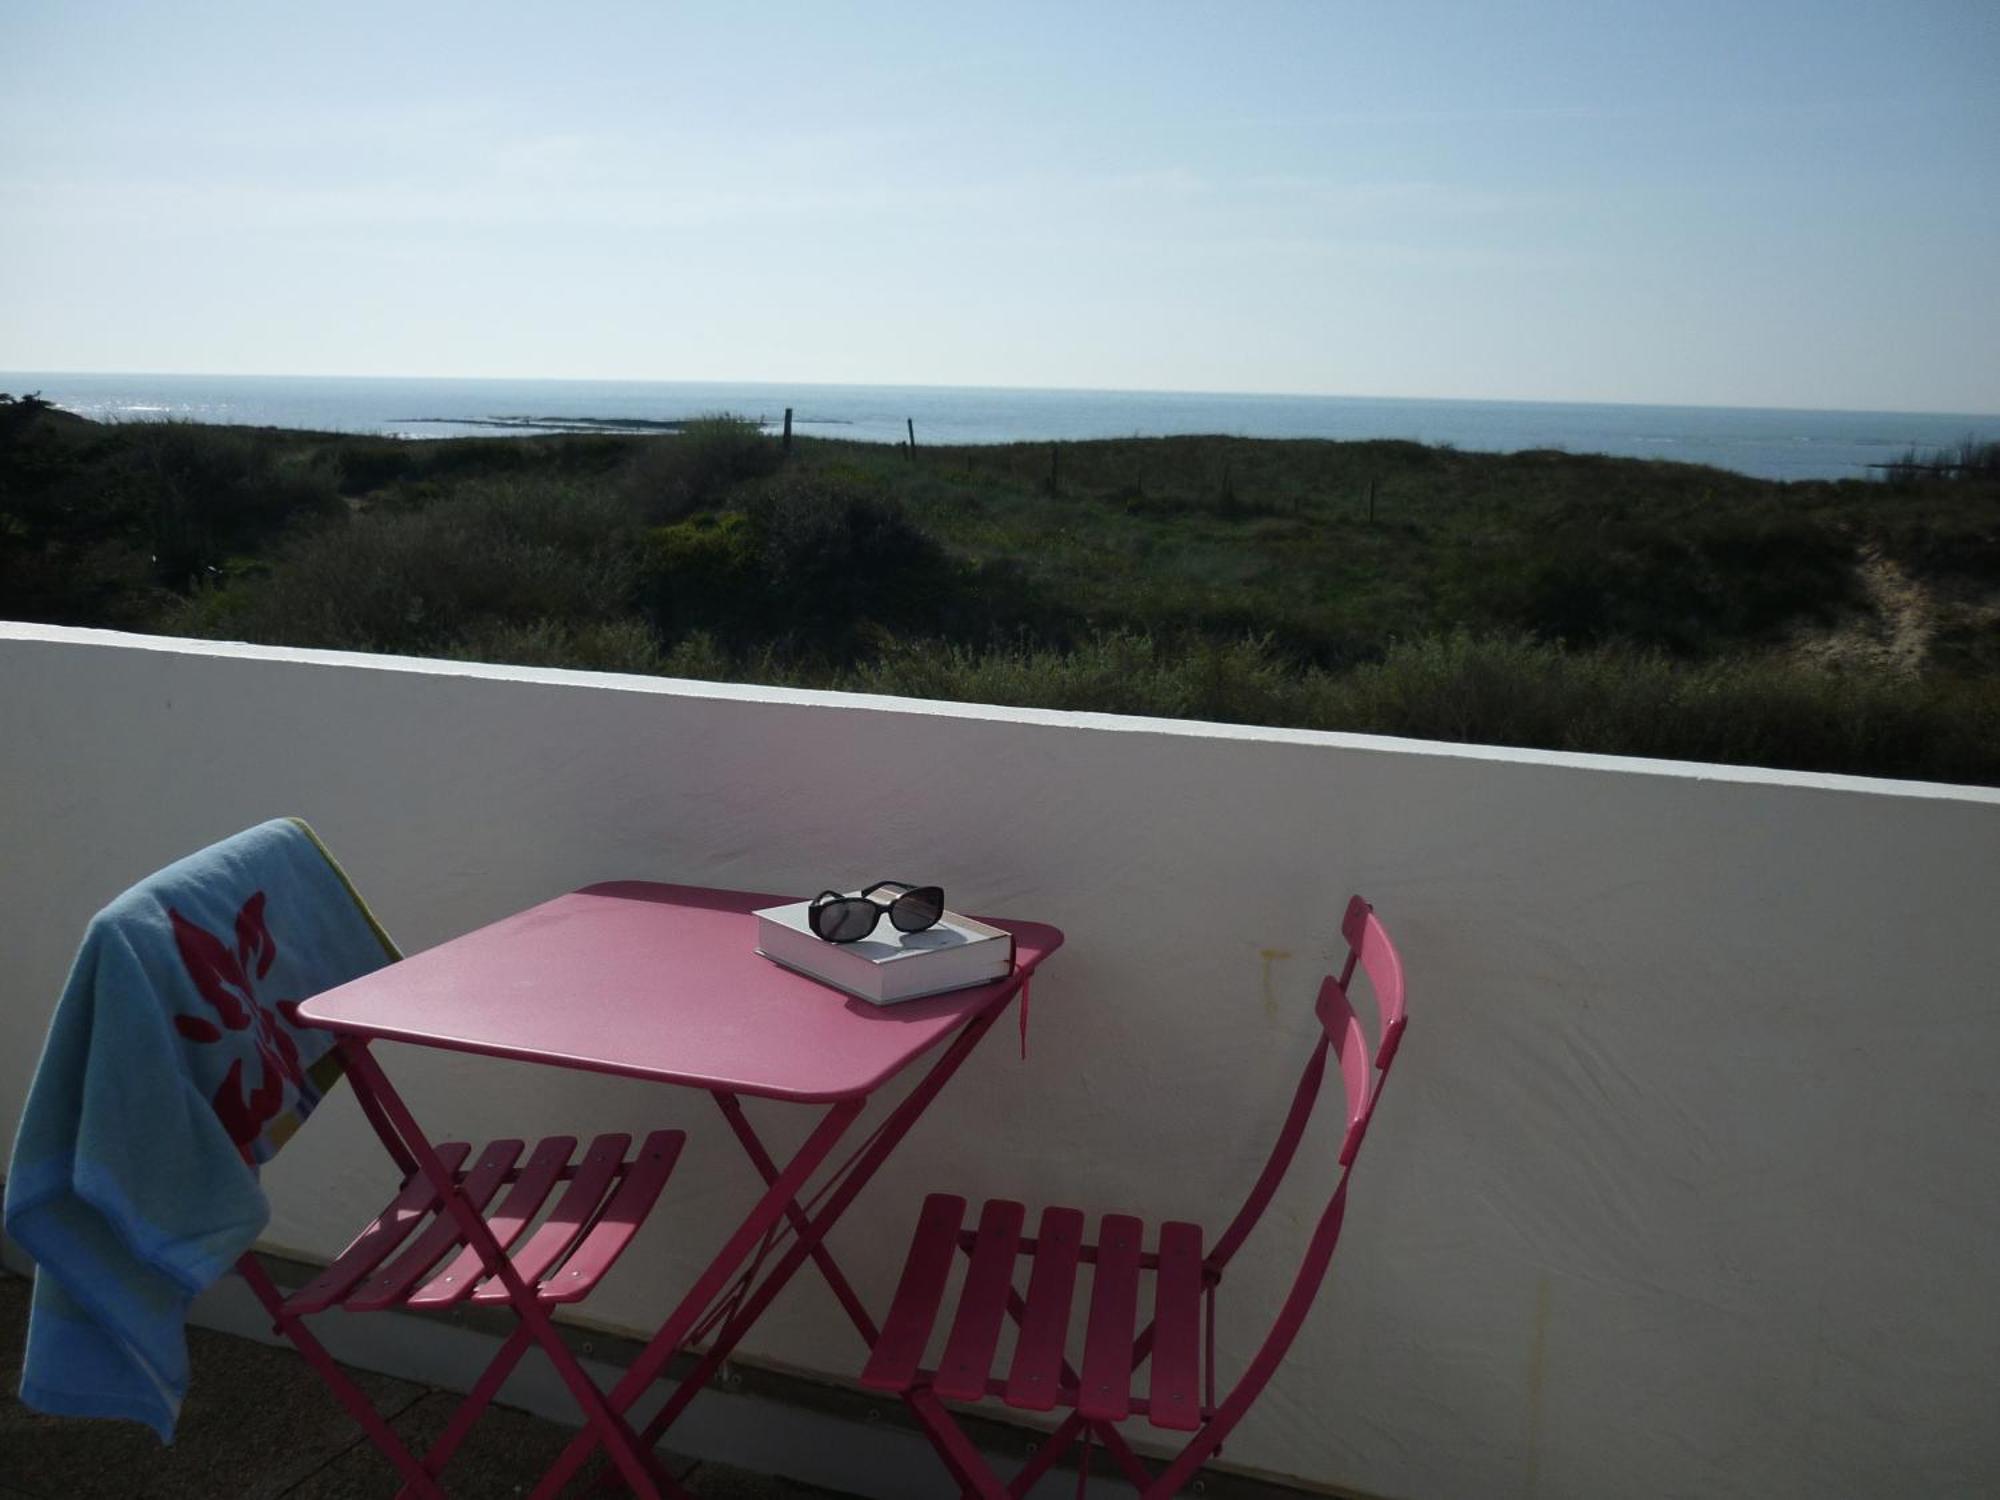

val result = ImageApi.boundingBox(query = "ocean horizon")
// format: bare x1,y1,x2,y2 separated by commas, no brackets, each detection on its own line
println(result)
8,370,1998,483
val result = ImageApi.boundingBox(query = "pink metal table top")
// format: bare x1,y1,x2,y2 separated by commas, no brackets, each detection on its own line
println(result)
297,881,1064,1103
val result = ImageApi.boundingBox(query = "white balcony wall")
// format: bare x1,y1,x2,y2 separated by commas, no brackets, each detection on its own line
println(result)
3,623,1997,1500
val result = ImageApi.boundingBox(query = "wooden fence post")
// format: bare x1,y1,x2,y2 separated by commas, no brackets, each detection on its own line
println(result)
782,407,793,455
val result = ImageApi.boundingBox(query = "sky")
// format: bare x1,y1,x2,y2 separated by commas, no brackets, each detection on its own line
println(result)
3,0,1996,413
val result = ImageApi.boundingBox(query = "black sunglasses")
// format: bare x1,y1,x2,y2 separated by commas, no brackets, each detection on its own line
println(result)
809,881,946,943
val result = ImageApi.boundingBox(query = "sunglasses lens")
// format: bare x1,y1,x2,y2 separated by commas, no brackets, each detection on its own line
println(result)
814,899,878,943
890,886,945,932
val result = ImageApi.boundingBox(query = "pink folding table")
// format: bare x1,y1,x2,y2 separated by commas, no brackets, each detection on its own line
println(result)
297,880,1063,1498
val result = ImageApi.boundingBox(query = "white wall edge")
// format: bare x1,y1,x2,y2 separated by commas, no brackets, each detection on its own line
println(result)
7,621,1993,805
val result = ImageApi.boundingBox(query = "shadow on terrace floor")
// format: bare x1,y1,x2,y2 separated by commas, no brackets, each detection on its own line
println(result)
0,1273,859,1499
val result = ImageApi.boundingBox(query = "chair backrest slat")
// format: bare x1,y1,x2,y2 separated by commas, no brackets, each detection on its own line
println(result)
1341,894,1407,1072
1316,978,1374,1167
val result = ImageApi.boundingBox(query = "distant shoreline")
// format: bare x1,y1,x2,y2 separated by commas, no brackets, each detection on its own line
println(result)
9,371,1999,482
387,414,861,434
392,415,696,434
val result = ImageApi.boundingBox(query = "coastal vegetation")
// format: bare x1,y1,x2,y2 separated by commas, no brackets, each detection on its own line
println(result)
3,396,1997,784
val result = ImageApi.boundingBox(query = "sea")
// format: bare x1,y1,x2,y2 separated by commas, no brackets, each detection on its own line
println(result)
8,371,1998,484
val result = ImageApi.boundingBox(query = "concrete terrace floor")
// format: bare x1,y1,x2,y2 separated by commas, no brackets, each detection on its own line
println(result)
0,1273,860,1500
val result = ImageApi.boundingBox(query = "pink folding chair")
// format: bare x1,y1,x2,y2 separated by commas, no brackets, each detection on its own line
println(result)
12,820,693,1497
237,1113,688,1498
858,895,1407,1498
197,880,686,1496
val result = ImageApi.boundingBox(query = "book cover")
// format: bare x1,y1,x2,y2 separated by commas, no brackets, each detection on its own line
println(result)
753,896,1015,1004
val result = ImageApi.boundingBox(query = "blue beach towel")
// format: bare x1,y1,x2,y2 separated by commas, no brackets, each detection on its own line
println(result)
4,818,399,1440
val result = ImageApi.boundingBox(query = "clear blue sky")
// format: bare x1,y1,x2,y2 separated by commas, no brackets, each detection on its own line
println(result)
4,0,1995,412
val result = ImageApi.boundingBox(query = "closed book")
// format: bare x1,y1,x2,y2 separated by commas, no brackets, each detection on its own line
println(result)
753,896,1015,1004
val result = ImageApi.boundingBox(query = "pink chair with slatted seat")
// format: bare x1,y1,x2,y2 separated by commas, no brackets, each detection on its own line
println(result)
859,895,1407,1498
212,885,694,1497
9,819,695,1498
241,1120,688,1496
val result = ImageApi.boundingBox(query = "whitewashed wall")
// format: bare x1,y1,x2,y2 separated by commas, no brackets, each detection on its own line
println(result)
3,623,1997,1500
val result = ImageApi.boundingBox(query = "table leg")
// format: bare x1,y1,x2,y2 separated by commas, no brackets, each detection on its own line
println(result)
528,1096,867,1500
630,1002,1007,1454
712,1092,879,1342
338,1038,683,1499
405,1324,532,1487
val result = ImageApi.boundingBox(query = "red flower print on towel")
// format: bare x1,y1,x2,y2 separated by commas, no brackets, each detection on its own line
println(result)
170,892,307,1160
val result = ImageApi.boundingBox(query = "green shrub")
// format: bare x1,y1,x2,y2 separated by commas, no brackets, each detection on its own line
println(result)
327,440,423,494
0,535,161,627
1439,511,1858,653
0,405,156,623
440,618,665,673
630,469,960,655
163,479,640,654
409,434,638,483
1299,634,1998,783
748,468,955,651
622,415,781,522
636,511,765,636
835,629,2000,785
843,630,1303,720
657,629,736,681
114,421,344,587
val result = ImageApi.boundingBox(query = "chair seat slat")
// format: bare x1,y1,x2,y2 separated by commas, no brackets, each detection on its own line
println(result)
284,1142,474,1315
404,1136,577,1308
934,1199,1026,1400
468,1133,630,1304
1003,1206,1085,1411
860,1194,967,1392
1148,1221,1204,1431
345,1140,524,1311
537,1131,686,1305
1077,1214,1143,1421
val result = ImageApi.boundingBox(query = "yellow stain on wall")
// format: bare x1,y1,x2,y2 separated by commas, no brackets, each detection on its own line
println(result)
1259,947,1292,1022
